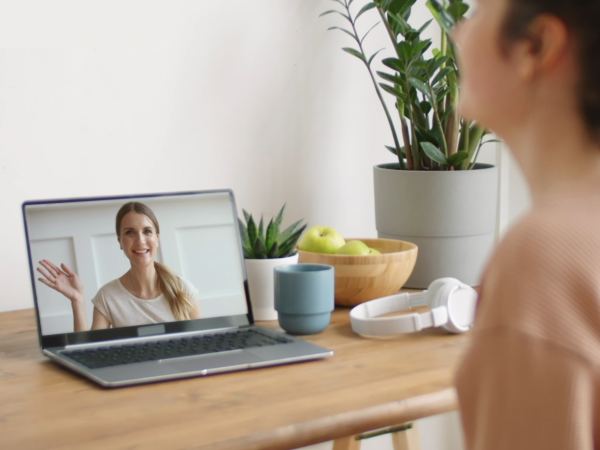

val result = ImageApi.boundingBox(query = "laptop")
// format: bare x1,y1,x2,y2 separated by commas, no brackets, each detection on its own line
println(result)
23,189,333,388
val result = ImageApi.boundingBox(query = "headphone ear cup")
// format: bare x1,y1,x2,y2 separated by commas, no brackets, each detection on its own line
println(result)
426,277,462,309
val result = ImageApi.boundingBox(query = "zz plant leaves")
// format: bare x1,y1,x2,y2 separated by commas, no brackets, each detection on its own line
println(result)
321,0,490,171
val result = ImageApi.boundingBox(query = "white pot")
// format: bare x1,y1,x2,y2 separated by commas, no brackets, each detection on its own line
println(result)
374,163,498,288
245,254,299,321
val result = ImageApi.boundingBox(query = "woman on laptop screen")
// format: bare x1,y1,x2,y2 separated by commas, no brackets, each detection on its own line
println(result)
37,202,201,332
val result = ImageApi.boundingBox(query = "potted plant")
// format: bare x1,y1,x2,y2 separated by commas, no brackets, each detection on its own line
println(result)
239,204,307,320
321,0,499,287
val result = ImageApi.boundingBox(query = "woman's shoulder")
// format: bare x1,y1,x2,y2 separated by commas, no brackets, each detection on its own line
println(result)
476,198,600,353
95,279,128,298
177,277,200,298
494,192,600,270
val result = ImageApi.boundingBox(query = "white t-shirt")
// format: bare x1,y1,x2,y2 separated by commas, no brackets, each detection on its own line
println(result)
91,278,200,328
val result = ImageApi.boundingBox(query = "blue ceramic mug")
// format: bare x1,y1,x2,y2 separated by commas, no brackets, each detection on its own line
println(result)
274,264,335,335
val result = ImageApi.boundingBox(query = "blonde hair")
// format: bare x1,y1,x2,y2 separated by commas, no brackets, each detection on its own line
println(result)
116,202,195,320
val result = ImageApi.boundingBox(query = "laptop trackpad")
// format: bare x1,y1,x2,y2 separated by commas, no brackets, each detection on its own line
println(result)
163,350,262,372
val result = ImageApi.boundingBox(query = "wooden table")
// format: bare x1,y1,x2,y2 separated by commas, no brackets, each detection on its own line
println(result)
0,306,469,450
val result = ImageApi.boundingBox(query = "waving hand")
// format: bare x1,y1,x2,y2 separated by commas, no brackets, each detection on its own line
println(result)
37,260,84,303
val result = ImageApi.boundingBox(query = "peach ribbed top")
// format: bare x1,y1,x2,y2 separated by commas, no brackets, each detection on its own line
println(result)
455,180,600,450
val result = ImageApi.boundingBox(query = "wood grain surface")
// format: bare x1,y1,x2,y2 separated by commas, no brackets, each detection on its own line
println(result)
0,305,469,450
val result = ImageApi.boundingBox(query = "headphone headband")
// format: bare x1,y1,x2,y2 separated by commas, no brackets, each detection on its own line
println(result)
350,278,478,336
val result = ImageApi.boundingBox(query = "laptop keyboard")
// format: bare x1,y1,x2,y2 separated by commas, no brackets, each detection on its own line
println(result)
62,328,293,369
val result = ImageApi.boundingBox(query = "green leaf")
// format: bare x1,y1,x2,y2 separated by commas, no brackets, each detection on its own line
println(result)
319,9,344,19
277,224,308,258
356,2,377,20
419,100,432,115
432,66,454,86
426,0,456,34
385,145,406,156
253,235,267,259
447,2,469,22
379,83,405,99
274,203,286,226
265,218,278,254
270,204,286,247
258,215,264,241
242,209,251,225
238,218,254,258
388,12,410,36
412,40,432,58
385,145,398,155
409,77,433,102
361,22,380,45
437,85,455,101
382,57,405,72
247,215,258,248
388,0,417,16
447,150,469,167
368,48,385,66
428,55,450,76
440,106,454,123
415,122,438,145
277,219,304,245
377,71,405,88
396,41,412,61
267,242,279,258
417,19,433,34
329,27,359,43
421,142,448,164
408,60,427,78
342,47,367,63
321,10,351,21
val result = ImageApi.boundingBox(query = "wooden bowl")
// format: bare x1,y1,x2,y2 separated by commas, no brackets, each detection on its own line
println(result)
297,238,418,307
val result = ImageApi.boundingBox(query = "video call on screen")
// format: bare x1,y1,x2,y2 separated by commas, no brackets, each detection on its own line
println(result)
25,192,249,336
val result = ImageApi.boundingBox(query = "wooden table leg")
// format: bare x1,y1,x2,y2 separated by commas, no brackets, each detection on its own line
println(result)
332,435,361,450
332,421,420,450
390,422,421,450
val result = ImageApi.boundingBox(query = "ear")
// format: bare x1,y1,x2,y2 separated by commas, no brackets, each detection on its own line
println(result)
117,236,122,250
516,14,570,80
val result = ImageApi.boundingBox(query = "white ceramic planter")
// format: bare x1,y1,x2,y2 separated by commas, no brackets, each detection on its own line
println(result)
374,163,498,288
245,254,299,321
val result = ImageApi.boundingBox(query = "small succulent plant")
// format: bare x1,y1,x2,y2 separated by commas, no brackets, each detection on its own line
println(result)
238,204,307,259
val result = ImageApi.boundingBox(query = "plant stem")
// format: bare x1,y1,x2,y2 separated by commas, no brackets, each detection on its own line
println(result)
441,29,448,58
404,76,421,170
347,1,405,169
427,79,449,161
400,117,414,170
444,96,459,157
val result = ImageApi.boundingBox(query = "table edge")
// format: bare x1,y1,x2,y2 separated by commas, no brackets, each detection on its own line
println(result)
197,388,459,450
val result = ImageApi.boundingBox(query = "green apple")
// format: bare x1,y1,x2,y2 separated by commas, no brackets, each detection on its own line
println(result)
337,240,382,255
298,226,346,254
337,240,370,255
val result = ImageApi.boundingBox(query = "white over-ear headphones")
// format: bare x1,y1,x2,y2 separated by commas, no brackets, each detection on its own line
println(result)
350,278,478,336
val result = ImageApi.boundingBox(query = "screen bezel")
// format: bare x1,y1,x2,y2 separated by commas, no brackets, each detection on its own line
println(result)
22,189,255,349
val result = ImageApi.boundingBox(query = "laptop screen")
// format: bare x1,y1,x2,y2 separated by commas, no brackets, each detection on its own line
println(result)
23,190,253,348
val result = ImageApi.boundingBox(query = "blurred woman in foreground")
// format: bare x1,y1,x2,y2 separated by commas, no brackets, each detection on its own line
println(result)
453,0,600,448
